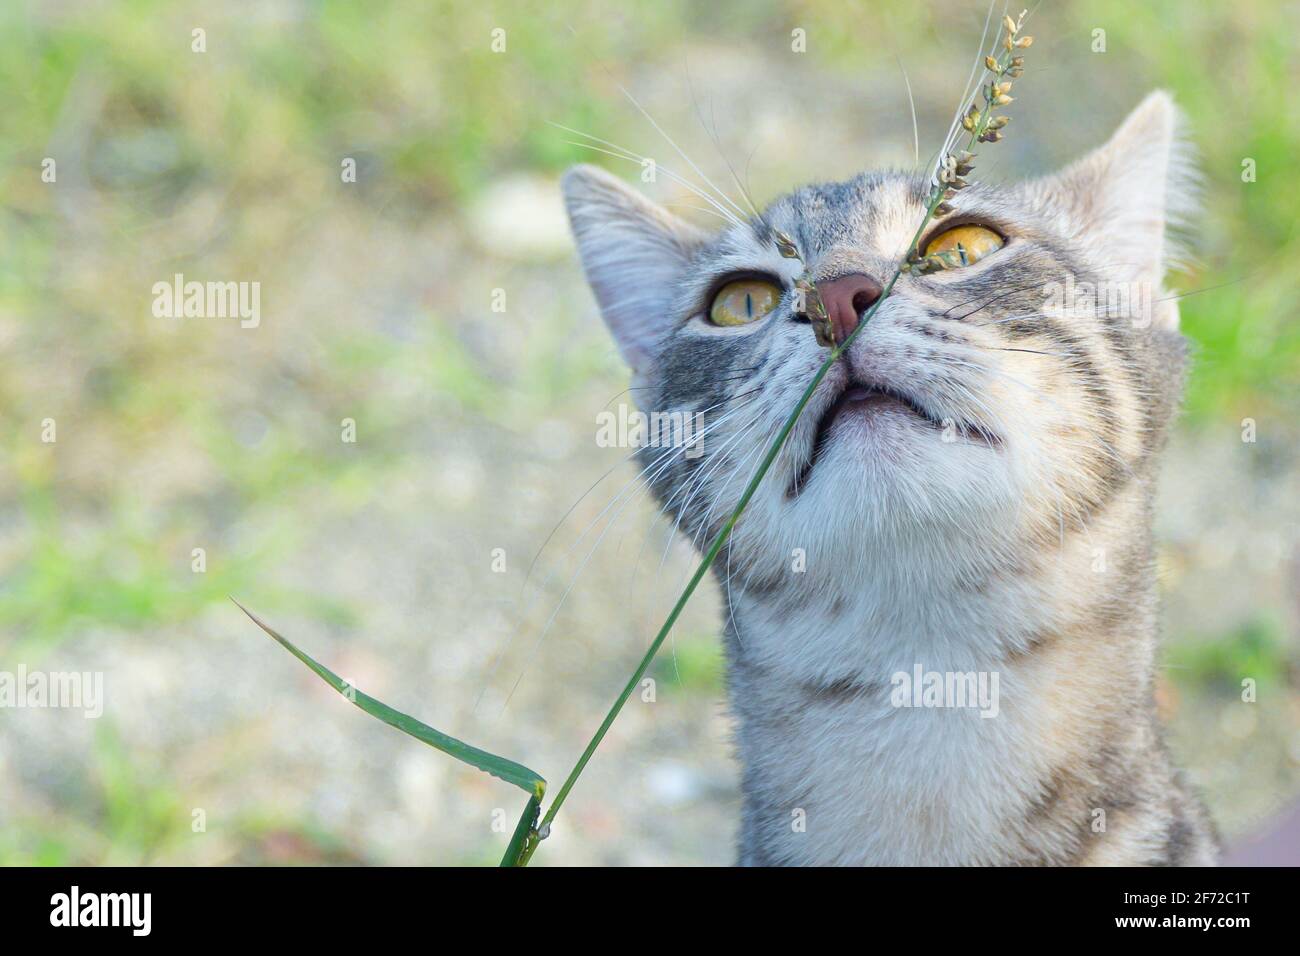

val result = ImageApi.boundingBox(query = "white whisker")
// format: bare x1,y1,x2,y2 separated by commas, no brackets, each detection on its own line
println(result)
615,83,753,225
555,131,747,229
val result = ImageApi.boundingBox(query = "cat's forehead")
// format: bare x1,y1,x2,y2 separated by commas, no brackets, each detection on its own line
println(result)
693,171,937,281
763,171,933,263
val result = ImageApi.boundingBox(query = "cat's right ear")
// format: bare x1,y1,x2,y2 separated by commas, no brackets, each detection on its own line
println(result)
562,164,706,374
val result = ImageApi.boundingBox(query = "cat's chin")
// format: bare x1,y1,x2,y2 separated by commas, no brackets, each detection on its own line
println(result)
787,383,998,498
820,395,936,455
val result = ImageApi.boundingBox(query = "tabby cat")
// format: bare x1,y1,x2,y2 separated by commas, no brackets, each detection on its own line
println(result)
562,91,1217,865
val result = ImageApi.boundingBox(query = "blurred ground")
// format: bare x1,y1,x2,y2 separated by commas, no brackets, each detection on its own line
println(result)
0,0,1297,865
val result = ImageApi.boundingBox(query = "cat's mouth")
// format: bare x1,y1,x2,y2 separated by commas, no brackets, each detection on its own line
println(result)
787,381,999,496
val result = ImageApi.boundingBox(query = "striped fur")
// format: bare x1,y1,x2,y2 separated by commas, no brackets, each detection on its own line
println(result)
563,91,1217,865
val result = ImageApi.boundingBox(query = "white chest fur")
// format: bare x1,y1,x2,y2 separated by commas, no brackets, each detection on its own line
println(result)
725,530,1081,866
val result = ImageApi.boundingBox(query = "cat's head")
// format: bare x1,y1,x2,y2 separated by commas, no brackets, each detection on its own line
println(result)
562,91,1192,592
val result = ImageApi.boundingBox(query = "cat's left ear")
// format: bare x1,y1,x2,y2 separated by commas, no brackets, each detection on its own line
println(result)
1030,90,1194,326
562,164,707,374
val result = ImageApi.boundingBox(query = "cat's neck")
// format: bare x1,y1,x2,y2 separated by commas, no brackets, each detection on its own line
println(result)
720,483,1166,865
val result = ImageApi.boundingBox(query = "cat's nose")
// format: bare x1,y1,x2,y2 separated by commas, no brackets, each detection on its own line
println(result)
820,273,883,344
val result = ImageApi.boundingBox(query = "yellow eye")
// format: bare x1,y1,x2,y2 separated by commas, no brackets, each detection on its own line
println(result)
923,225,1004,268
709,279,782,327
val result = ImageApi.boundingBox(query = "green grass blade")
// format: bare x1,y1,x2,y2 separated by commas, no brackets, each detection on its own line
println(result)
234,599,546,798
533,9,1029,839
538,308,868,831
499,794,542,866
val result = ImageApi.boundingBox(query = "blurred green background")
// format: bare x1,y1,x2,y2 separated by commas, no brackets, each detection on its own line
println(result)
0,0,1296,865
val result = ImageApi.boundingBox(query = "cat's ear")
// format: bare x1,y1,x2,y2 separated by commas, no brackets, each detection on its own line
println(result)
562,164,706,373
1032,90,1194,323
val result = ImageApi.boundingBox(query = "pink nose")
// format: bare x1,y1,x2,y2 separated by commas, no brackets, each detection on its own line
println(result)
820,273,883,343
